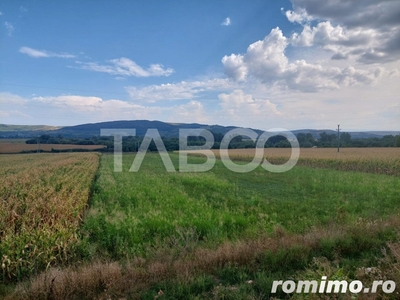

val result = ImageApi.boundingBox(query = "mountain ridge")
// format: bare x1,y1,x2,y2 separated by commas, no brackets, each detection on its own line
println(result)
0,120,399,139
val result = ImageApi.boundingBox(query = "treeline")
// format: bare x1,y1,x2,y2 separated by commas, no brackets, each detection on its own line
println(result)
297,132,400,148
26,134,114,146
26,131,400,152
25,132,289,152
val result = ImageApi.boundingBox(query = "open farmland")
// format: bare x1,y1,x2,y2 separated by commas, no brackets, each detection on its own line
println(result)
210,147,400,160
0,142,105,154
5,150,400,299
189,147,400,176
0,153,99,283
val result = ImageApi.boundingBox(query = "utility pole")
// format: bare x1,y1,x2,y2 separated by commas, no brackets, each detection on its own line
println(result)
337,125,340,153
37,136,41,153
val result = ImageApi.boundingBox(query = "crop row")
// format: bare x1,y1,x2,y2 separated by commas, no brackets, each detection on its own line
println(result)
0,153,99,281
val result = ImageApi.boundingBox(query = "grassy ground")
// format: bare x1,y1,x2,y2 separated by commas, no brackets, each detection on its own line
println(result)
82,153,400,258
3,151,400,299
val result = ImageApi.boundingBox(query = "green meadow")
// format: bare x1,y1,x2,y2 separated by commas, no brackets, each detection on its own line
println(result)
84,153,400,258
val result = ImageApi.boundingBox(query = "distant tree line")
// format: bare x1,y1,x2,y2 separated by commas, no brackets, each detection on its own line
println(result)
297,132,400,148
26,131,400,152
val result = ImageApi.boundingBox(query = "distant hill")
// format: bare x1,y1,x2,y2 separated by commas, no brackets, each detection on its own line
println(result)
0,121,398,139
36,120,256,138
0,124,61,132
0,124,62,138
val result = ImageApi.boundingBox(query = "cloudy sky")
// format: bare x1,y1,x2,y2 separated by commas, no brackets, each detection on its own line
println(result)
1,0,399,131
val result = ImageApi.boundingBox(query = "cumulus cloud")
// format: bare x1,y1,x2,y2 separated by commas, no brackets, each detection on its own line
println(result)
4,21,14,36
77,57,174,77
221,17,231,26
289,0,400,29
290,21,397,63
222,27,392,92
171,100,209,123
282,7,312,24
126,78,236,102
19,46,75,58
286,0,400,63
218,90,281,121
32,95,140,112
4,93,210,125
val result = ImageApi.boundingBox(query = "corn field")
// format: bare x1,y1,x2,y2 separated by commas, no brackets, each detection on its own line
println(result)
207,148,400,176
0,143,105,154
0,153,99,281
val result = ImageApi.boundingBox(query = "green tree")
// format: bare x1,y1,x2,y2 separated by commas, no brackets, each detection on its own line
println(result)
395,135,400,147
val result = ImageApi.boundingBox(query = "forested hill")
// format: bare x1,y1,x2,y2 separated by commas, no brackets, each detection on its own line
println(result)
0,120,399,141
1,120,258,139
48,120,246,138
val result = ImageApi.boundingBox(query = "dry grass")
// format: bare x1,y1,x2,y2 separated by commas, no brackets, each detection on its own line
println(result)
209,147,400,161
0,153,100,281
8,217,400,300
0,143,105,154
182,148,400,176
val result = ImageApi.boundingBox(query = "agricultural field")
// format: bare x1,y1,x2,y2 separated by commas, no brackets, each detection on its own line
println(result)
204,148,400,176
0,153,99,284
1,149,400,299
212,147,400,160
0,142,105,154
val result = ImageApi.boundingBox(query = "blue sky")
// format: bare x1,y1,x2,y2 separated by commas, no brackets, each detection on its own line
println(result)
1,0,399,131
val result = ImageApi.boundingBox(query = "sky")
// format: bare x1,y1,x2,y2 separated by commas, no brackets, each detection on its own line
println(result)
1,0,399,131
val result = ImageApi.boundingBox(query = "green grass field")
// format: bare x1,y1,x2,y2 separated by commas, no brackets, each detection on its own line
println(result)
3,151,400,299
84,153,400,257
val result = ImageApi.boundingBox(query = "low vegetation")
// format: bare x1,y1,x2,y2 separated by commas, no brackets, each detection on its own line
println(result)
0,153,99,282
2,150,400,299
209,147,400,176
0,143,105,154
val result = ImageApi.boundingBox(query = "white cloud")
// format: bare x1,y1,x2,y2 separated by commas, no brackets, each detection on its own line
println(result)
219,90,281,122
32,95,141,113
126,78,236,102
4,21,14,36
1,92,212,125
170,100,209,123
0,92,27,104
286,0,400,64
222,27,392,92
290,21,397,63
221,17,231,26
77,57,174,77
222,54,248,81
0,110,28,118
283,7,312,24
19,46,75,58
289,0,400,29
